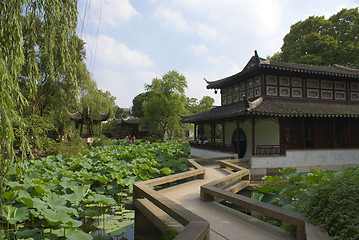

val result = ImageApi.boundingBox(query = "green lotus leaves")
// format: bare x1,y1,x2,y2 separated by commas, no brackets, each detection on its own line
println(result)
3,204,30,224
6,181,26,190
161,167,173,175
4,191,18,201
1,140,190,238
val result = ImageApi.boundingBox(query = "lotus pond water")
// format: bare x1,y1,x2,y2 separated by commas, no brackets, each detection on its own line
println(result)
1,140,190,239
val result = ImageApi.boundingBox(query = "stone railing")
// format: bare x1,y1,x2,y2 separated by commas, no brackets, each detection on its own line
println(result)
132,156,235,240
131,156,328,240
200,159,329,240
256,145,287,155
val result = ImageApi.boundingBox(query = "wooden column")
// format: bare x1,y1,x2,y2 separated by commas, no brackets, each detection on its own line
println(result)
348,118,352,148
222,121,225,148
201,123,204,141
303,118,306,149
315,118,318,148
333,118,336,148
237,119,240,159
252,117,255,156
210,123,214,144
194,123,197,140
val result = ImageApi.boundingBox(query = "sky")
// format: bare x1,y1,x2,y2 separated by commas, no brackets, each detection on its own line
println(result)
77,0,359,108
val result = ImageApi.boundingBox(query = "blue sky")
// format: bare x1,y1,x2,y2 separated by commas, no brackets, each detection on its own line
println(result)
77,0,359,108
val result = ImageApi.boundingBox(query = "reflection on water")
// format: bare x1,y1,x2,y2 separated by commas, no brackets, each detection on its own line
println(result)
81,206,134,240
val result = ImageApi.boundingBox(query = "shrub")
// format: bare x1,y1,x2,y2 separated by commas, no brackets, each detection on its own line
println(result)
298,166,359,240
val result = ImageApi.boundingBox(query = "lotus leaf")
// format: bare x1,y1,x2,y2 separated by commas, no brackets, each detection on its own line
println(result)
32,198,48,211
42,208,73,226
6,181,26,190
4,191,18,202
161,167,172,175
107,226,129,236
61,218,83,228
91,194,116,205
15,228,41,237
60,178,77,189
252,192,264,201
96,174,110,184
64,192,84,203
84,208,102,217
3,204,29,224
122,211,134,220
46,194,67,209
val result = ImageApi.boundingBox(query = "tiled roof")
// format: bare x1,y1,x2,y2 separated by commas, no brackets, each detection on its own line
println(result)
206,53,359,89
180,97,359,123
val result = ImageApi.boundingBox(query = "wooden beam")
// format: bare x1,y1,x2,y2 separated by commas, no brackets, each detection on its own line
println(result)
252,117,255,156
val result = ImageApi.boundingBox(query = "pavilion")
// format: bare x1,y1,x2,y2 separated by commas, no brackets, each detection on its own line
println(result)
181,51,359,175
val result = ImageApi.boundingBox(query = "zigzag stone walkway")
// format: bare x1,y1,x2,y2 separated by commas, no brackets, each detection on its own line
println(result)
158,164,295,240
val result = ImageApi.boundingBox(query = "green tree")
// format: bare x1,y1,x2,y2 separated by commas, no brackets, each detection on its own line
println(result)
270,8,359,68
132,92,150,118
185,96,214,114
0,0,78,194
143,71,188,140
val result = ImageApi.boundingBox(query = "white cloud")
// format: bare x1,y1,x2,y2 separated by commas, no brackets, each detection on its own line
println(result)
84,0,139,27
189,44,208,56
135,71,159,84
95,68,127,90
195,23,217,41
184,71,221,105
153,6,217,40
84,34,154,68
154,6,190,32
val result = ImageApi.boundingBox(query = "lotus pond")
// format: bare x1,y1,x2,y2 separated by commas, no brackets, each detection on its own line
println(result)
1,140,190,239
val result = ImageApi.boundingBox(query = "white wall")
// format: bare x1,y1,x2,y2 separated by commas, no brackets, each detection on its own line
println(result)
251,149,359,174
224,121,236,145
240,119,252,157
255,119,279,147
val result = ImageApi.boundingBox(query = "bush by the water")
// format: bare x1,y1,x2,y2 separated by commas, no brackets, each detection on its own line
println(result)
254,166,359,239
298,166,359,240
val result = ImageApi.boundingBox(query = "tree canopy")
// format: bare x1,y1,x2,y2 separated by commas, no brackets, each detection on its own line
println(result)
1,0,80,191
133,71,215,140
0,0,118,195
142,71,188,140
270,8,359,69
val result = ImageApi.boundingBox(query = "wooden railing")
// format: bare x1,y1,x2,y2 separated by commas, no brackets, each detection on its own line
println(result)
256,145,287,155
131,156,328,240
200,159,329,240
132,156,235,240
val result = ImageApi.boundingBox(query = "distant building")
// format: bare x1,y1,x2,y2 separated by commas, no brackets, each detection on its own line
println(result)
181,51,359,175
115,116,150,139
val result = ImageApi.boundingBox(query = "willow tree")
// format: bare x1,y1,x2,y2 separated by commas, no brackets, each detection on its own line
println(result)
0,0,79,193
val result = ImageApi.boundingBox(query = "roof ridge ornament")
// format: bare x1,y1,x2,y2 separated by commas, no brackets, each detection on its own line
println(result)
242,95,263,111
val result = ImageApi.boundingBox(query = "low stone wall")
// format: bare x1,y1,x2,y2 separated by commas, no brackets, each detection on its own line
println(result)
191,147,236,159
251,149,359,176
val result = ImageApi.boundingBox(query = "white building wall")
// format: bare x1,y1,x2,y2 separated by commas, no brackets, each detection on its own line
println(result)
255,119,279,147
224,121,236,145
251,149,359,175
241,119,252,158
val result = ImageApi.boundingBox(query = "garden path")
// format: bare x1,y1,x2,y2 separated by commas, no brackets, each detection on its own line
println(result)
158,164,295,240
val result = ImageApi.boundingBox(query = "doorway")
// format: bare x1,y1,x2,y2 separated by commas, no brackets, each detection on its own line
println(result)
232,128,247,158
